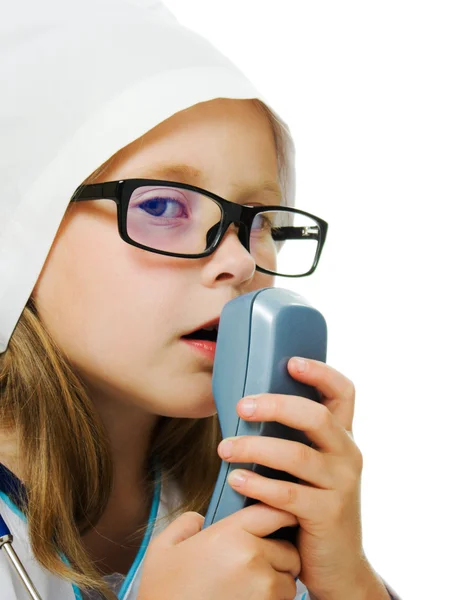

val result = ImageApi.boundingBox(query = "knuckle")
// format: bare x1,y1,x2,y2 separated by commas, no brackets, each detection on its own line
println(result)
260,572,278,598
283,483,297,508
236,435,247,454
238,436,255,461
312,402,331,429
340,462,360,494
268,395,282,420
294,440,310,464
280,541,302,578
208,523,228,548
346,378,356,399
353,445,363,472
238,540,262,569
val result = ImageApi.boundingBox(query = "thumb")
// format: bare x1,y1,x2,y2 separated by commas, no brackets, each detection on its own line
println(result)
154,511,205,547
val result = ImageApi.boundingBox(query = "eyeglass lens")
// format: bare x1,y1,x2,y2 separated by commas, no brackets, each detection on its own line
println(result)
126,185,320,276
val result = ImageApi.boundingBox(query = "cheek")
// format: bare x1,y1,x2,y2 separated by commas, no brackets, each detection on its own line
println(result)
33,208,173,369
250,270,275,291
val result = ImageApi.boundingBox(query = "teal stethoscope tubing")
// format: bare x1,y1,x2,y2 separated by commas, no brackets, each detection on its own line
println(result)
0,511,43,599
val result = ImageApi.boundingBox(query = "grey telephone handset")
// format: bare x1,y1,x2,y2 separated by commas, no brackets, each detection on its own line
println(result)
202,287,327,546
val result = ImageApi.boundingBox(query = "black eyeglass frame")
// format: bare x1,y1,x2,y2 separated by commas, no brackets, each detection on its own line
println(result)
70,178,329,278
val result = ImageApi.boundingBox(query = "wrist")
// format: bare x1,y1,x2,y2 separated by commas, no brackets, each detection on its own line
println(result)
308,560,391,600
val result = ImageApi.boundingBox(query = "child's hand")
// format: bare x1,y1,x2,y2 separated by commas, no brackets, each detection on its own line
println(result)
137,504,300,600
217,358,386,600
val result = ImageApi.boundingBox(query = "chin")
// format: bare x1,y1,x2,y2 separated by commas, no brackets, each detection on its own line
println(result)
133,383,215,418
163,398,218,420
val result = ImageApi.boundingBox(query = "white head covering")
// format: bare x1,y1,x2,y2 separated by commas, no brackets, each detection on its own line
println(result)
0,0,296,353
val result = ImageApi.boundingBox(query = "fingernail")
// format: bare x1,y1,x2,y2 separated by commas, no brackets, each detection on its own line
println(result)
293,357,308,372
219,438,234,459
239,398,256,416
228,470,247,486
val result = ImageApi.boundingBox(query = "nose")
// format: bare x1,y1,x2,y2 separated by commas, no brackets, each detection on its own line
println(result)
200,224,256,287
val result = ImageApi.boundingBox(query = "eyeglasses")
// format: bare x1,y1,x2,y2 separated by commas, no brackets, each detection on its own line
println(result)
69,179,328,278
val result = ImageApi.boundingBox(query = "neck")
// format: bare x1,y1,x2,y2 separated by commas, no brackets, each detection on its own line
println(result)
80,387,161,575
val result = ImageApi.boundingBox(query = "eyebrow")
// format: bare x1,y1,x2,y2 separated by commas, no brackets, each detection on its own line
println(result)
148,163,283,202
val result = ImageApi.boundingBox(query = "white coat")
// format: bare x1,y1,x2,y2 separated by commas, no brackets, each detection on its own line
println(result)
0,462,310,599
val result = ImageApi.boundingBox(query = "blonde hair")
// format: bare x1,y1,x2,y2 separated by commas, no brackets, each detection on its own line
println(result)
0,99,289,599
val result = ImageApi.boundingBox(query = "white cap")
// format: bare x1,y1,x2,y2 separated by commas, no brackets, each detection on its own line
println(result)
0,0,296,353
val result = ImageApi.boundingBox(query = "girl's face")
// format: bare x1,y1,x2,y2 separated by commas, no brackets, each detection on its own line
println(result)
32,99,280,418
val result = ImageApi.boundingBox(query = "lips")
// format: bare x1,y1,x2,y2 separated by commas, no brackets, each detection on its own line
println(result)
182,317,220,341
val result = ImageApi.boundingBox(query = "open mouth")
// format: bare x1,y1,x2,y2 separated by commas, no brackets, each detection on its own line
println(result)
182,325,218,342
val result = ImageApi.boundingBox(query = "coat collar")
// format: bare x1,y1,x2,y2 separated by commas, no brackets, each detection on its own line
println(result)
0,462,27,512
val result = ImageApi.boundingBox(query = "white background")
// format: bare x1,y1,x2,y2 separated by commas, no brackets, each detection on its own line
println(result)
163,2,449,598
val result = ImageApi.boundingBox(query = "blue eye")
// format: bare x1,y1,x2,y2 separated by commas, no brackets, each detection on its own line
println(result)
137,197,187,219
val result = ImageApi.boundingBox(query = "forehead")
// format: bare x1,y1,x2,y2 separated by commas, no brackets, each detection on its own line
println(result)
139,163,283,203
97,99,283,202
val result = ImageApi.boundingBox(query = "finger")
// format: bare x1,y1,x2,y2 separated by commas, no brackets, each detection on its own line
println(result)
236,393,350,454
287,358,356,432
227,471,326,522
261,537,301,579
222,502,298,539
218,435,332,489
154,511,204,547
275,571,300,599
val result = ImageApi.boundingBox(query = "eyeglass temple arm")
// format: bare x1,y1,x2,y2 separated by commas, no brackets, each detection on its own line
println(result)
271,225,320,242
70,182,118,202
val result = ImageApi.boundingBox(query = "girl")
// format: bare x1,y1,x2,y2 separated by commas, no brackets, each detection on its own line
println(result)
0,1,400,599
